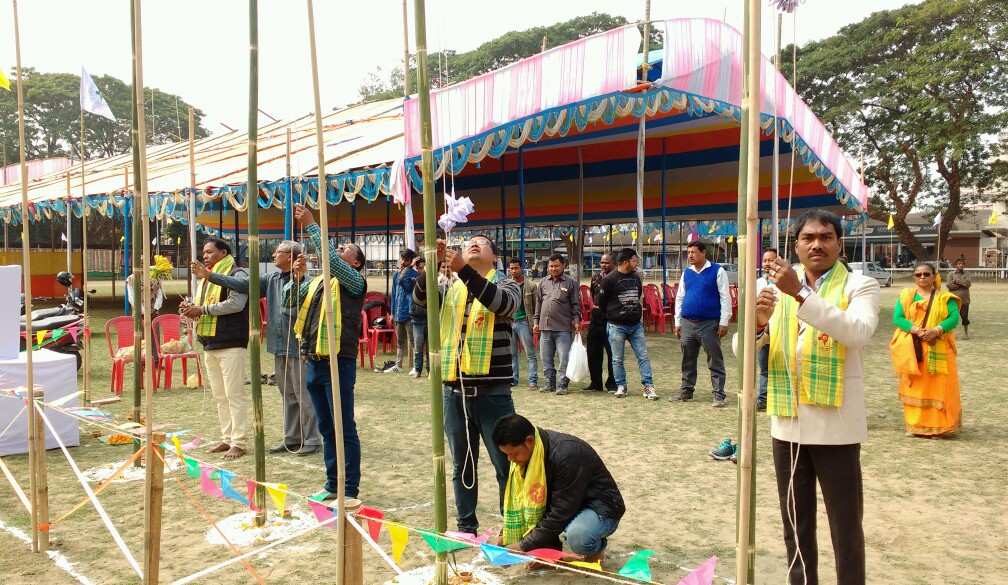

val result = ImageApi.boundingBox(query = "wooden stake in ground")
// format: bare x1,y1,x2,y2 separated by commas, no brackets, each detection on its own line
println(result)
10,0,39,554
32,391,48,553
247,0,268,525
412,1,449,583
143,432,165,585
306,2,349,583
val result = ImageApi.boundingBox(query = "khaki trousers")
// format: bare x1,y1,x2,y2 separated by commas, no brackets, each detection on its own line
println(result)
204,347,248,450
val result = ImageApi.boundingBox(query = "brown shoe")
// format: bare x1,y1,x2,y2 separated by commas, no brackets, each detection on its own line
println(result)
222,446,246,460
209,442,230,453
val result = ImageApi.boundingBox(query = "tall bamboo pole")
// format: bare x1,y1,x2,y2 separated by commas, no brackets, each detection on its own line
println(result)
133,1,162,581
634,1,652,259
32,391,48,552
771,14,782,250
247,0,268,525
401,0,410,96
284,128,292,240
11,0,39,554
80,109,91,406
736,0,761,582
129,0,144,464
188,107,197,298
307,2,349,582
413,1,448,583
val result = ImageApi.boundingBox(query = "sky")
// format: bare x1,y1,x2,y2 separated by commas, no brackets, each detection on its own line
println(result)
1,0,919,135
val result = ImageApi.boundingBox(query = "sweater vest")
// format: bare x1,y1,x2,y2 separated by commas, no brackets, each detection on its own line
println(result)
681,263,721,321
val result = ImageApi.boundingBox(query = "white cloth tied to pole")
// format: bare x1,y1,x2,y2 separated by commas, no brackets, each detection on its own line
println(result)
438,187,474,232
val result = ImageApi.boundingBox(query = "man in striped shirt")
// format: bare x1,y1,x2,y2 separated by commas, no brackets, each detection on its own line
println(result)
413,235,520,536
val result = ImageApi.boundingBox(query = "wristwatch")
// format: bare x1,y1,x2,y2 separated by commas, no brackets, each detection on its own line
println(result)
796,284,813,304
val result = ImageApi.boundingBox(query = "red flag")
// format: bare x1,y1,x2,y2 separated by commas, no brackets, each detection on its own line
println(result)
357,506,384,542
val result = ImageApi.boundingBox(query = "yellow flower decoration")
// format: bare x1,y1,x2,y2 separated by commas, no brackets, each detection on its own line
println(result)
150,255,175,280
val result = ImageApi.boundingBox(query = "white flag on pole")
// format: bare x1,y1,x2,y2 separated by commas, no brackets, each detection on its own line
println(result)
61,232,68,242
933,212,942,228
80,67,117,121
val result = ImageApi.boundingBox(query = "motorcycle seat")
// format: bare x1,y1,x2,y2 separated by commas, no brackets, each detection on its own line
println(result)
22,314,81,332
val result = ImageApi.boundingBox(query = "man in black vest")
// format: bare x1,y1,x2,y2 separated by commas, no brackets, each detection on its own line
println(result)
182,237,250,460
286,204,367,502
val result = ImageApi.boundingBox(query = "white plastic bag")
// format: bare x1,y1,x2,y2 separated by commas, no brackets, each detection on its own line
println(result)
565,333,589,383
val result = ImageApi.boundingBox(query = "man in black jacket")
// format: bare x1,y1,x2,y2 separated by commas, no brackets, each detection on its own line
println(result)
492,414,624,562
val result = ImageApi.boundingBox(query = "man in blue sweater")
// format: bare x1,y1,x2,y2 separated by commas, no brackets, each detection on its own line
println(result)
673,241,732,407
389,248,419,373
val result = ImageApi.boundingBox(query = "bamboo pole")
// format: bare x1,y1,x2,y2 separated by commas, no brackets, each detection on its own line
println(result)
188,107,197,299
306,2,349,583
401,0,410,96
577,146,584,283
80,109,91,406
133,2,162,582
736,0,761,582
143,432,165,585
771,14,781,250
413,1,449,583
284,128,293,240
32,391,48,552
247,0,268,525
11,0,39,554
129,0,144,465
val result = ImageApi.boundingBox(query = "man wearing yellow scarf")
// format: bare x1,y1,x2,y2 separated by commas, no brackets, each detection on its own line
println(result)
181,238,249,460
754,210,879,585
492,414,624,563
413,235,520,536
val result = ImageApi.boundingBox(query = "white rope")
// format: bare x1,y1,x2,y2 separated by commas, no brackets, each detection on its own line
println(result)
345,512,403,575
0,456,32,512
33,402,143,578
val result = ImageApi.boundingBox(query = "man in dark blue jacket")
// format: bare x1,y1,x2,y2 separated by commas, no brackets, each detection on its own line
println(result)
388,248,419,373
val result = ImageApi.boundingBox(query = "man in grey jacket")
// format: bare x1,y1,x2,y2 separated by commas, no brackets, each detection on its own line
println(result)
192,240,322,456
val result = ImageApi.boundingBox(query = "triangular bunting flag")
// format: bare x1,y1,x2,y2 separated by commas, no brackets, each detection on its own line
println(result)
172,436,183,458
68,328,79,343
0,68,10,92
180,435,202,451
219,470,248,505
182,456,200,479
887,214,895,230
200,465,225,499
263,482,287,515
419,530,470,553
527,548,575,562
308,500,335,526
480,543,528,567
358,506,384,542
676,555,718,585
36,330,46,345
569,560,602,571
617,550,657,581
388,523,409,565
244,479,262,512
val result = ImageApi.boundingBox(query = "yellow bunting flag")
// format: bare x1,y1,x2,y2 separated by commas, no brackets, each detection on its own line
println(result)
887,214,894,230
0,68,9,92
569,560,603,571
36,331,46,345
172,436,183,458
727,235,734,243
263,482,288,515
990,210,999,225
388,523,409,565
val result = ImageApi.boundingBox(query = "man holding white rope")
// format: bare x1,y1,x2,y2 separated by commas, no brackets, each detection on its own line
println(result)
755,209,879,585
413,234,520,536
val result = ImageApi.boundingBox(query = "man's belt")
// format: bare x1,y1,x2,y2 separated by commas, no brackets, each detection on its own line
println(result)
305,354,329,361
446,383,491,398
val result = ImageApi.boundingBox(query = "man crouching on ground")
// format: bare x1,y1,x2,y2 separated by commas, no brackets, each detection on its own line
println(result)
492,414,625,563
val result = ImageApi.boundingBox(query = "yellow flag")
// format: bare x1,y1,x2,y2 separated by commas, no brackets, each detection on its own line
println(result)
388,523,409,565
172,436,183,458
727,235,734,243
263,482,288,515
570,560,603,571
0,68,9,92
177,237,182,244
887,214,894,230
36,330,46,345
989,210,999,225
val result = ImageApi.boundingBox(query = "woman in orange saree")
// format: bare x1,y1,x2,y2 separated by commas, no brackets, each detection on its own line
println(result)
889,261,962,436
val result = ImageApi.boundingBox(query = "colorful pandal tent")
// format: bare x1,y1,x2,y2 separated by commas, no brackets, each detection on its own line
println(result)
0,99,402,239
359,18,865,238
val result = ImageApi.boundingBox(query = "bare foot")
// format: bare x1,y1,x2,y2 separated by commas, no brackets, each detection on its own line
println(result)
222,446,245,460
209,442,230,453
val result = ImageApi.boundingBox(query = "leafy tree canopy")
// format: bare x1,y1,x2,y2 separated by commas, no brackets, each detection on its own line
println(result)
0,68,211,163
783,0,1008,259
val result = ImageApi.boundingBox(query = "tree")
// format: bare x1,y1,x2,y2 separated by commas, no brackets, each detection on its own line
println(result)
357,12,658,103
782,0,1008,260
0,68,211,162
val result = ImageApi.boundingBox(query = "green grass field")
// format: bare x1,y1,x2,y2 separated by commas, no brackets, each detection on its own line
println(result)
0,278,1005,584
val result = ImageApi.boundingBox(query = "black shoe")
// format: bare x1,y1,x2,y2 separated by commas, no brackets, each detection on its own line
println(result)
268,442,301,454
582,385,603,392
296,444,320,457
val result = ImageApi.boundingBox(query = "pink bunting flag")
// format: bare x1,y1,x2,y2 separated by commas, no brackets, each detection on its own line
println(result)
179,435,202,451
527,548,577,562
199,464,225,499
244,479,262,512
676,555,717,585
68,328,79,343
357,506,384,542
308,500,335,526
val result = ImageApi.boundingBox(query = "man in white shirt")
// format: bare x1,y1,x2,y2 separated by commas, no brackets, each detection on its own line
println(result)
672,241,732,407
754,248,778,411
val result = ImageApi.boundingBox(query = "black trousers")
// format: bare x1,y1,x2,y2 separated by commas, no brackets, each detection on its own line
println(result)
772,439,865,585
586,318,615,389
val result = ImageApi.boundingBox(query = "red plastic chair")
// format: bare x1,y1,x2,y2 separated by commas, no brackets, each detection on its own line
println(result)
358,310,373,369
577,284,593,332
729,284,739,323
105,316,159,396
642,291,668,334
152,314,202,390
364,293,396,358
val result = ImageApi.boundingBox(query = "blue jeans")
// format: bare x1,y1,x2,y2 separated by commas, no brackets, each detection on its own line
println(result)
305,356,360,498
539,330,572,389
758,343,769,403
607,322,654,388
412,322,428,373
443,386,515,533
564,508,620,556
510,318,538,385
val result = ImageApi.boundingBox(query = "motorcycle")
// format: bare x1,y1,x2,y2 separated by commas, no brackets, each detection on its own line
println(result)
19,271,92,371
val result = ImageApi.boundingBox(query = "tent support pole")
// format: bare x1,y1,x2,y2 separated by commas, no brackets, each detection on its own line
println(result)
499,155,506,259
284,128,293,240
518,147,525,265
661,137,667,294
189,107,198,297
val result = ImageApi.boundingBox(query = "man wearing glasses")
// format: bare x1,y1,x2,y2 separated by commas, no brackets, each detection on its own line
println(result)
192,239,322,457
413,235,520,537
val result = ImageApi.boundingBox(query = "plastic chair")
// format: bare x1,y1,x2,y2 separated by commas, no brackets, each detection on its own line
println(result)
729,284,739,323
642,291,668,334
358,310,373,369
577,284,593,331
365,295,396,358
152,314,202,390
105,316,159,396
